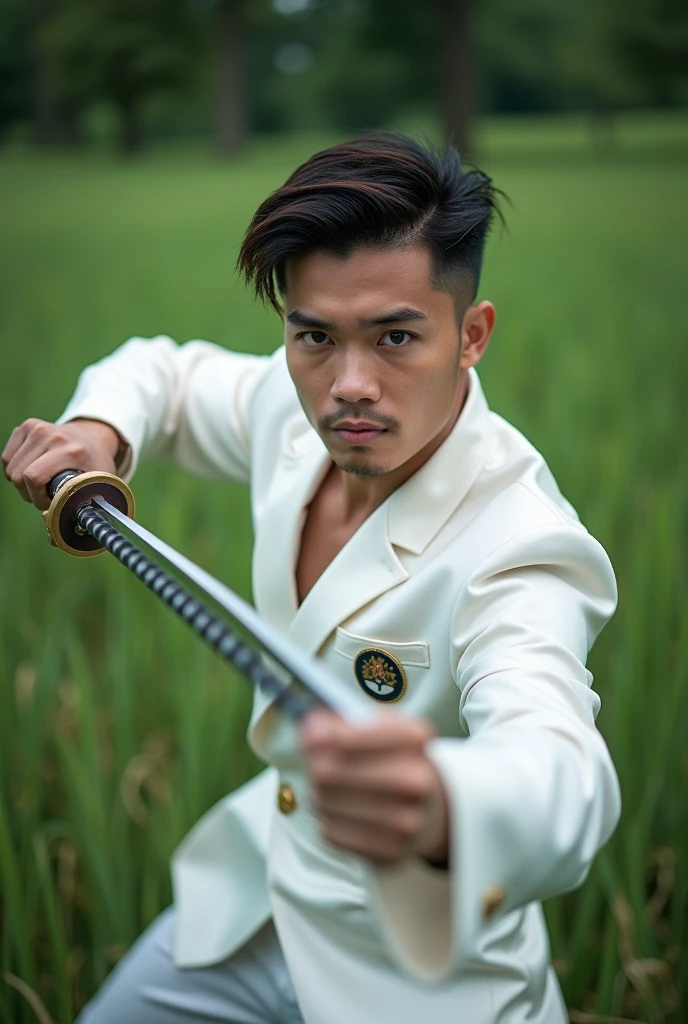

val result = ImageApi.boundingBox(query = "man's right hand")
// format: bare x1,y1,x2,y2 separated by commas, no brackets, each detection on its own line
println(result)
2,418,122,511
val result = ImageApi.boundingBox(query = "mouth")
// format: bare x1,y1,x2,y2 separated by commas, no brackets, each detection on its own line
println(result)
330,423,388,446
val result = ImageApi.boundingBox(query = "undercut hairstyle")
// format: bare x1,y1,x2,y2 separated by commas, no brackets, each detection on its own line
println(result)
237,132,505,317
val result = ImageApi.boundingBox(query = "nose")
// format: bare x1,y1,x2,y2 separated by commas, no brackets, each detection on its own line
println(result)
330,349,381,405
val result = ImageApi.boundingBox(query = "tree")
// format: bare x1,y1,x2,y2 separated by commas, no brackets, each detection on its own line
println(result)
216,0,247,154
617,0,688,107
437,0,474,155
43,0,196,153
476,0,575,116
321,0,476,155
34,0,82,147
0,0,31,144
555,0,688,147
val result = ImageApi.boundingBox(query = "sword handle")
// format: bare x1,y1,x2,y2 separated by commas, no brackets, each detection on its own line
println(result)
47,469,81,500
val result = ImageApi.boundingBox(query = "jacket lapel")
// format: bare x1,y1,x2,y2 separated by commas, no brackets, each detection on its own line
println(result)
287,500,409,656
251,424,410,653
251,422,330,634
388,367,492,555
249,480,409,748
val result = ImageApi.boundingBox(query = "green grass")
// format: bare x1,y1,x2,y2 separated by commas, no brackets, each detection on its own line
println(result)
1,112,687,1022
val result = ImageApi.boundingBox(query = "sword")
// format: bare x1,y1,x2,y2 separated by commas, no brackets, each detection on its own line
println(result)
42,469,374,725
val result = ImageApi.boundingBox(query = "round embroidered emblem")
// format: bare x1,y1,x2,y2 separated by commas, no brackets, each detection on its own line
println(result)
353,648,407,703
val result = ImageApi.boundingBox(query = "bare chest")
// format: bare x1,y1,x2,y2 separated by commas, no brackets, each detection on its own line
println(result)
295,477,367,606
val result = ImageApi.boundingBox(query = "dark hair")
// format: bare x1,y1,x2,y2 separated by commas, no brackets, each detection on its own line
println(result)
237,132,505,315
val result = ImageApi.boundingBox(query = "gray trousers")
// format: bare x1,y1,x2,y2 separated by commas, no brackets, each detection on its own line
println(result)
76,908,304,1024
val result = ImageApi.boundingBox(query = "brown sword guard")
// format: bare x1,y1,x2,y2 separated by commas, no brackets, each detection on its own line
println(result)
43,469,135,557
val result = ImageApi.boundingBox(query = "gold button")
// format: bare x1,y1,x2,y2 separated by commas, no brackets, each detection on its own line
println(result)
482,884,506,920
277,783,297,815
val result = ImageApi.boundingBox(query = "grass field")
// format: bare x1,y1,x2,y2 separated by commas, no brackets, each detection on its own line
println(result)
1,113,687,1022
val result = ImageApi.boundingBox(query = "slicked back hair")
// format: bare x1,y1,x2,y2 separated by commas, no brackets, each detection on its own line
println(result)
237,132,505,317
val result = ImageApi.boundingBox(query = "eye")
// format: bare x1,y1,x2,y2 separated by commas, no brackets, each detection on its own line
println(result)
299,331,332,347
379,330,413,347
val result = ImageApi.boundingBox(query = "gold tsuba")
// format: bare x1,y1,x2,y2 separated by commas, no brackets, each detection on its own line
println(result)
42,471,135,557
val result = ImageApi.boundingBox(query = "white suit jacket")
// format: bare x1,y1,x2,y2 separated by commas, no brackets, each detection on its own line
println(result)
59,336,621,1024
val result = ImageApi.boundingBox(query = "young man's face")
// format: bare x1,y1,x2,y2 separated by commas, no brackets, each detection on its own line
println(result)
284,244,494,478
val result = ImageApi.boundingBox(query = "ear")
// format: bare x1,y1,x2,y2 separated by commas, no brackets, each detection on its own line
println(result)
459,301,496,370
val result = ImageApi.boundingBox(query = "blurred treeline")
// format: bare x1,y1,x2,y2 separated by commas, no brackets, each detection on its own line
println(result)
1,0,687,157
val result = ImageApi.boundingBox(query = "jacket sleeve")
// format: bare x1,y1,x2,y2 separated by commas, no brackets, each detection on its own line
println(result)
56,335,273,483
366,523,621,982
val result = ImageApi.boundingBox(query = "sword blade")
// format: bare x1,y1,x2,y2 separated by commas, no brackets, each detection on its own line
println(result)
93,497,374,725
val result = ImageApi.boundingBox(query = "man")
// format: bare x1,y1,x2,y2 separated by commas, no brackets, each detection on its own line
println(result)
3,133,620,1023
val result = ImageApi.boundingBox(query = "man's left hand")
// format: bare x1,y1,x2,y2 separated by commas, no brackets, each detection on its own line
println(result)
299,709,449,866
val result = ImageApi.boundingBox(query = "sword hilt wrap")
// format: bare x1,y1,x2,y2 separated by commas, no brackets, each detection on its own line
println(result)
43,469,135,557
40,471,316,717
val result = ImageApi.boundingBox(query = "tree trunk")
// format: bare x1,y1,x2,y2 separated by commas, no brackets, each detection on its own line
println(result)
437,0,474,158
216,0,247,156
117,95,144,154
33,0,80,146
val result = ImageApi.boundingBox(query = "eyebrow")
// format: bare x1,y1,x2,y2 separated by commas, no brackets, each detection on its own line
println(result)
286,306,429,331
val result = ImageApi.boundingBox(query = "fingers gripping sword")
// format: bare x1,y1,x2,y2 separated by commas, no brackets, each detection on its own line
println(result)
42,470,374,725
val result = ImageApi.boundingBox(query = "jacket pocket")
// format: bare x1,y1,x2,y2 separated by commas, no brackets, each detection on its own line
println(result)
333,627,430,668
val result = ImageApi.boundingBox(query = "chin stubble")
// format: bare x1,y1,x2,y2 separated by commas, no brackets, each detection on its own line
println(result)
335,457,391,478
